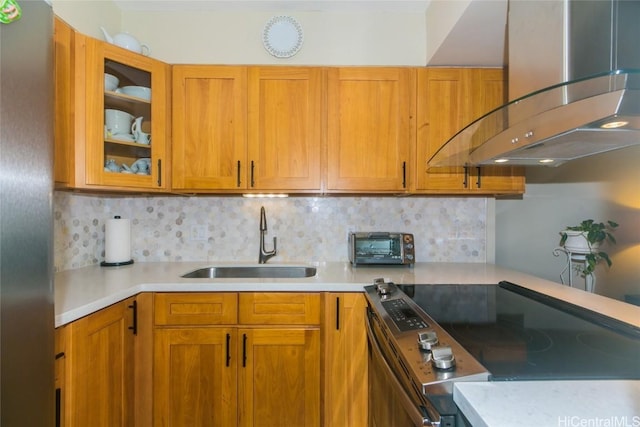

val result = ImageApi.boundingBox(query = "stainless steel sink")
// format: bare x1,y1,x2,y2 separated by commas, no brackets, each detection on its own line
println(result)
181,265,317,279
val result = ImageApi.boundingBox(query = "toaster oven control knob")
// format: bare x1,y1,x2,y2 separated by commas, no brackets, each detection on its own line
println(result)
431,346,456,370
417,331,438,351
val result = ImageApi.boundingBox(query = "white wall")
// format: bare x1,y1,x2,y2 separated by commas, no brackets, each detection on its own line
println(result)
120,10,426,65
425,0,470,64
52,1,428,65
51,0,507,67
52,0,120,39
496,146,640,302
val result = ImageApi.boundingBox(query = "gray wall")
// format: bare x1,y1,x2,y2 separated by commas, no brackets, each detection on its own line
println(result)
496,145,640,302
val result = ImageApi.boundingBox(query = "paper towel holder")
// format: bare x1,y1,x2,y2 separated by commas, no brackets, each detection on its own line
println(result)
101,215,134,267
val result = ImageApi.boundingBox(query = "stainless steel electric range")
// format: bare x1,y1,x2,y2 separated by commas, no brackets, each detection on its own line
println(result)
364,279,640,427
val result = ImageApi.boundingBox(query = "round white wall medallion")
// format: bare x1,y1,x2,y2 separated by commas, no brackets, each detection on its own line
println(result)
262,16,303,58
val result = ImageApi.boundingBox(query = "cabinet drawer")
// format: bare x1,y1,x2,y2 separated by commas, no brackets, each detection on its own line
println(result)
154,293,238,325
239,292,320,325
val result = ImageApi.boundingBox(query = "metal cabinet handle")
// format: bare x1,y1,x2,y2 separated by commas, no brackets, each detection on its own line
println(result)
156,159,162,187
402,161,407,188
128,300,137,335
225,333,231,367
336,297,340,330
236,160,241,187
463,165,469,188
242,333,247,367
55,388,61,427
250,161,255,188
476,167,482,188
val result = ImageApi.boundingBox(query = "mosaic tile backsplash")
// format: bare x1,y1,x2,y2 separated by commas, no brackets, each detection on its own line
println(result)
54,192,488,271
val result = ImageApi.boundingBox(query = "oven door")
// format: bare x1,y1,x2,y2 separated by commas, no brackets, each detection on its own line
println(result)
366,310,436,427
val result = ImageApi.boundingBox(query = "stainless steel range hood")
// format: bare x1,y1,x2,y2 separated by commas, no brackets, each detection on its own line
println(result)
429,0,640,168
429,69,640,167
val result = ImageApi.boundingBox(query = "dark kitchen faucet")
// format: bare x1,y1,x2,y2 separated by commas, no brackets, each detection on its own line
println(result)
258,206,277,264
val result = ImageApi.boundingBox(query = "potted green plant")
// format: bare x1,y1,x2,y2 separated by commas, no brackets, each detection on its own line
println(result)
559,219,618,276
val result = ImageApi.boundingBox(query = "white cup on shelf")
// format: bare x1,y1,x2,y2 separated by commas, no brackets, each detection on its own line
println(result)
104,73,119,91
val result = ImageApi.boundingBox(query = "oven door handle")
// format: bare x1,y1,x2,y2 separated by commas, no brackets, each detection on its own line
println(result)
365,316,438,427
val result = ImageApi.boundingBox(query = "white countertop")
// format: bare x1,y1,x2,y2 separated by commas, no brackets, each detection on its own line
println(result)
54,261,640,328
454,381,640,427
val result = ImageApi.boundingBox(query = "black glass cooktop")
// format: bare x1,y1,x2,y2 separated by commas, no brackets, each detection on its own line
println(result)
399,281,640,381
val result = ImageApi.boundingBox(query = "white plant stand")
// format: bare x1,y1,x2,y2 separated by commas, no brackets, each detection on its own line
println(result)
553,247,596,293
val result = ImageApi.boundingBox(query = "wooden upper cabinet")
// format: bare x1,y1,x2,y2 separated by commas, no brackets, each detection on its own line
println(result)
172,66,248,190
416,68,470,192
54,17,74,188
327,67,415,192
55,31,171,192
468,69,525,193
86,39,170,190
415,68,524,194
172,66,322,192
247,67,323,191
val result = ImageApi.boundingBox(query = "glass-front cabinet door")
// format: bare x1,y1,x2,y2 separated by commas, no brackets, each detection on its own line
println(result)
84,38,169,191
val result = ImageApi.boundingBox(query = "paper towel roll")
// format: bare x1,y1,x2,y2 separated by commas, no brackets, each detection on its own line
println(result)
104,216,132,264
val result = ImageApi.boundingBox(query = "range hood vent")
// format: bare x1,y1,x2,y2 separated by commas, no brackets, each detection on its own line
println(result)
429,0,640,168
429,69,640,167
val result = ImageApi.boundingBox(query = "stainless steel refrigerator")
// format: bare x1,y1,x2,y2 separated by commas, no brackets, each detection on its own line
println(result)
0,0,54,425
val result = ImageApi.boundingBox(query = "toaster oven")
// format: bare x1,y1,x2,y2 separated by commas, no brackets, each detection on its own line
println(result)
348,232,415,265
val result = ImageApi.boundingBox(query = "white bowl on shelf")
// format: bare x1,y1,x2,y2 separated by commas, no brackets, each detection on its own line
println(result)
105,109,134,136
104,73,119,91
116,86,151,101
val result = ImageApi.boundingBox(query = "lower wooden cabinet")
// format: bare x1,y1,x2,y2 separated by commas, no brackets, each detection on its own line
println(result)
323,293,368,427
57,297,137,427
154,327,238,427
153,292,321,427
238,328,321,427
55,324,66,427
58,291,367,427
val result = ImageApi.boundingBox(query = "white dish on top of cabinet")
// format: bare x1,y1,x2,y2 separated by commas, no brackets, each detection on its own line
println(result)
262,15,303,58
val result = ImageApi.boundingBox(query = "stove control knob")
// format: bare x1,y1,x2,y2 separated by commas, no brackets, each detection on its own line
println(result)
374,278,394,295
417,331,438,351
431,346,456,370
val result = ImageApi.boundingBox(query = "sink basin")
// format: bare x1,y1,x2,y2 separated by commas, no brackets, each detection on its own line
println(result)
181,265,317,279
